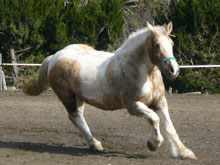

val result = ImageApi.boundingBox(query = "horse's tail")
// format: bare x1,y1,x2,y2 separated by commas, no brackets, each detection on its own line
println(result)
22,55,52,96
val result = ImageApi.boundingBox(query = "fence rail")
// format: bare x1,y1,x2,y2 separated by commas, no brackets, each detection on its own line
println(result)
0,60,220,90
180,65,220,68
1,63,41,66
1,63,220,68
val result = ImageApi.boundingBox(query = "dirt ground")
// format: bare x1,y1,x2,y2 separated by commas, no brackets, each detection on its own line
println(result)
0,91,219,165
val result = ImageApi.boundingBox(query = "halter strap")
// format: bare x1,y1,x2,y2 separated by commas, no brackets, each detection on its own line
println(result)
162,57,177,62
160,57,177,68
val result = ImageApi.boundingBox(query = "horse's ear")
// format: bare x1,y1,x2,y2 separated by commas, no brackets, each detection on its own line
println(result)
146,21,154,31
165,21,173,34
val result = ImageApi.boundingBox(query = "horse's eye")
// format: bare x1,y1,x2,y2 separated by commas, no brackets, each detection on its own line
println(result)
155,44,160,48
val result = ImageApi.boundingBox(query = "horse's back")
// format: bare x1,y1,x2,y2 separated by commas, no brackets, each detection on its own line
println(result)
48,44,113,68
47,44,113,80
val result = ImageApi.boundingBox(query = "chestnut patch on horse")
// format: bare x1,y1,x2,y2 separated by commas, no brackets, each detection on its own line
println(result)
78,44,95,50
78,93,122,110
149,29,174,67
49,59,81,93
102,93,123,110
105,58,115,81
48,59,81,113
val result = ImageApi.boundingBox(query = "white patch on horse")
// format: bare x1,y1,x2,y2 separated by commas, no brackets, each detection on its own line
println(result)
139,64,153,99
161,35,173,57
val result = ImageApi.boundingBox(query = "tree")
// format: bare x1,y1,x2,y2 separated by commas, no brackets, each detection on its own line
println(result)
0,0,46,85
122,0,156,39
0,0,125,86
62,0,125,50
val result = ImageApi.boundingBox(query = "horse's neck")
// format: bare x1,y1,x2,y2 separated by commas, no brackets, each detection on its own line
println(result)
113,30,155,77
115,30,147,61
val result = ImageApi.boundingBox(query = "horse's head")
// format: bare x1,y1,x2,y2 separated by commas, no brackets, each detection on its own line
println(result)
147,22,179,80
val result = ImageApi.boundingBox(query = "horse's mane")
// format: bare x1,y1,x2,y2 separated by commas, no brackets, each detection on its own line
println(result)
115,25,165,56
115,28,148,55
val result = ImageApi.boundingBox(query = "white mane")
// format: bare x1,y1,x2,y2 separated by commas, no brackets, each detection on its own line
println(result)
115,28,149,56
124,25,166,47
114,25,168,58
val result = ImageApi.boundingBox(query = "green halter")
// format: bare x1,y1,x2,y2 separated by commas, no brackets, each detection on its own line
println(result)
160,57,177,68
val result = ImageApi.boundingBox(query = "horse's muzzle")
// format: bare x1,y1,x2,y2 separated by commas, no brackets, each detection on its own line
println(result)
168,65,180,79
162,60,180,80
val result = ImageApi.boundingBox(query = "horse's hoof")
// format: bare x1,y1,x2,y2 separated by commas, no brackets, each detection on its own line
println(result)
89,139,104,152
88,138,104,152
171,147,197,160
147,141,157,151
180,149,198,160
189,154,198,160
172,154,198,160
89,144,104,152
182,154,198,160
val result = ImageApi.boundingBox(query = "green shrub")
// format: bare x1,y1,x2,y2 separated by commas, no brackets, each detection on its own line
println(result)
155,0,220,93
0,0,125,86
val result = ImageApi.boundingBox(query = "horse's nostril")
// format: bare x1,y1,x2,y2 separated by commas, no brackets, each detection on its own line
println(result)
169,66,174,74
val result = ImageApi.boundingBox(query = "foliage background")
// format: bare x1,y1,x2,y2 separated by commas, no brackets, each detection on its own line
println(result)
0,0,125,85
0,0,219,93
154,0,220,93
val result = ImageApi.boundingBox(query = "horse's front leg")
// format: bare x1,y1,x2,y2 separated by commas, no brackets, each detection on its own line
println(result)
156,96,197,160
127,101,164,151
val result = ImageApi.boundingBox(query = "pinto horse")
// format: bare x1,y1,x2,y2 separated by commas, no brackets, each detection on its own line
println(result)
23,22,197,160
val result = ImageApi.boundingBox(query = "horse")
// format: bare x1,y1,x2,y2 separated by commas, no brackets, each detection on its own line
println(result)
23,22,197,160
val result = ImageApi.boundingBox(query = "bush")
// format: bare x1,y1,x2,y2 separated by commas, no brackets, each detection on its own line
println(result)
154,0,220,93
0,0,125,86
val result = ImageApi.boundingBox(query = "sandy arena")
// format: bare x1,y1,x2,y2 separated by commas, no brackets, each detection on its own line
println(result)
0,91,219,164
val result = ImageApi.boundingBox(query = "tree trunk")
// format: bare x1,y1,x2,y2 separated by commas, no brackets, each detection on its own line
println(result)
0,53,2,90
2,70,7,90
10,47,19,87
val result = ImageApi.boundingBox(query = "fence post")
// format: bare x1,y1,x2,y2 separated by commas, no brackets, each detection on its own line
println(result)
0,53,2,90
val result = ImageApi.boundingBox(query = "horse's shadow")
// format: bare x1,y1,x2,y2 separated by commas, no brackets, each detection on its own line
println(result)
0,141,149,159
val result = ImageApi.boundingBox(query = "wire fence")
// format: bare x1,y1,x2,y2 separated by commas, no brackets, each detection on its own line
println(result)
0,53,220,90
2,63,220,68
179,65,220,68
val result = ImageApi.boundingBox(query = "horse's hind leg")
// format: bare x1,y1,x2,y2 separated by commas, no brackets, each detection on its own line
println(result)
50,80,103,151
68,99,104,151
